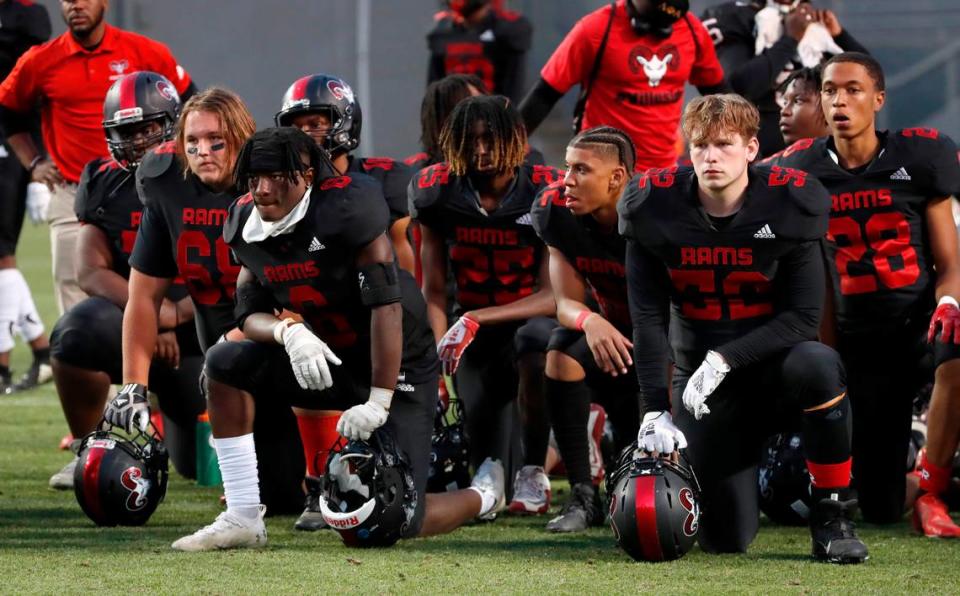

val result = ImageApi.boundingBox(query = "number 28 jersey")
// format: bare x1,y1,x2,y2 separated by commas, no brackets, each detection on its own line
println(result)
769,130,960,333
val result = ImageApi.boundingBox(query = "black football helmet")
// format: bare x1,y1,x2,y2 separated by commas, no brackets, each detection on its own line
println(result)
758,432,813,525
102,71,180,170
73,421,168,526
446,0,491,18
627,0,689,38
274,74,362,156
428,398,471,493
318,429,417,548
606,443,701,562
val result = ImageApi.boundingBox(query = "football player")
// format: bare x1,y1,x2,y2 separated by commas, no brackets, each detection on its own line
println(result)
700,0,866,156
47,72,205,489
620,94,867,562
275,74,415,277
409,95,561,513
769,53,960,537
113,87,306,515
171,127,505,551
530,126,638,532
427,0,532,102
777,66,829,147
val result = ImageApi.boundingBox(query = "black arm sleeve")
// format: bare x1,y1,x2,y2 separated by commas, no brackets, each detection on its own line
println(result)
626,240,673,414
427,53,445,86
518,78,564,135
833,29,868,54
715,240,824,368
722,36,799,102
235,279,279,330
0,105,31,137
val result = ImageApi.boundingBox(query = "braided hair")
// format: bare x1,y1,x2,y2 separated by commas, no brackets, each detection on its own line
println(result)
233,127,336,188
568,125,637,173
420,74,489,163
439,94,526,176
776,65,823,97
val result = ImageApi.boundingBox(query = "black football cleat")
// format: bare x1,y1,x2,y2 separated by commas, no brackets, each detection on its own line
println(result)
294,475,328,531
5,360,52,394
545,483,603,533
810,496,869,564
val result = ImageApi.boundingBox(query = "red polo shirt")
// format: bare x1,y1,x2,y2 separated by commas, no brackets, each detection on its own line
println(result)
0,24,191,183
541,1,723,170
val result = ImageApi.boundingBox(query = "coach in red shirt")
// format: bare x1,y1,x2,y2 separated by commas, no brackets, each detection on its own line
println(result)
519,0,726,171
0,0,194,314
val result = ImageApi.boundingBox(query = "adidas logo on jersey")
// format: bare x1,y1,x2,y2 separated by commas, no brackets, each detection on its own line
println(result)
308,237,325,252
753,224,776,239
515,213,532,226
479,29,496,42
890,167,911,181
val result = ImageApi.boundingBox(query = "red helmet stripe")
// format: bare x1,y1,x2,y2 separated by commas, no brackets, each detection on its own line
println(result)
119,73,138,112
82,445,108,523
291,76,312,101
634,475,664,561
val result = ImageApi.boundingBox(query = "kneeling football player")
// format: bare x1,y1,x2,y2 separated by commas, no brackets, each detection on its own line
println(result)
530,126,639,532
171,128,505,551
619,94,868,563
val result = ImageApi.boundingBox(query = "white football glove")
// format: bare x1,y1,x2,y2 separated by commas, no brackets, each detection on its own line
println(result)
26,182,51,224
638,411,688,455
276,321,342,391
337,388,392,441
682,350,730,420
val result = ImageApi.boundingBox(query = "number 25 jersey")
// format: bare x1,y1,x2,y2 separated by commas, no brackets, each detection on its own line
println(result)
769,130,960,334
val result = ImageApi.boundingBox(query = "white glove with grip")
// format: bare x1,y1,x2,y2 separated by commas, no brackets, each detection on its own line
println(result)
682,350,730,420
337,387,392,440
26,182,51,224
638,411,687,455
105,383,150,434
277,321,342,391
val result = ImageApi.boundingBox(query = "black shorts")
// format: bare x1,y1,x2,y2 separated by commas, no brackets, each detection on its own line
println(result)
0,137,28,257
838,319,960,523
203,339,435,536
671,341,845,553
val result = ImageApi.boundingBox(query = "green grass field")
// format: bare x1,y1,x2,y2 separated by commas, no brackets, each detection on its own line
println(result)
1,223,957,594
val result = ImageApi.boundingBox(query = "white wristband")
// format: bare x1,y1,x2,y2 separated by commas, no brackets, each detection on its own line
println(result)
939,296,959,309
369,386,394,410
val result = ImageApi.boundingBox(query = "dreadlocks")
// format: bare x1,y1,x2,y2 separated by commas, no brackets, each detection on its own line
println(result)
568,126,637,173
440,94,526,176
777,65,823,97
234,127,336,188
420,74,489,162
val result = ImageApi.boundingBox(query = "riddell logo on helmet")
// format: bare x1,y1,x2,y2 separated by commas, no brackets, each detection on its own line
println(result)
121,467,151,511
327,80,355,104
324,514,361,529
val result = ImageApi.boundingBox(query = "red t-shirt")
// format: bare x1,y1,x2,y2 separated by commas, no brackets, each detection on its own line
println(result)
0,25,191,183
541,1,723,170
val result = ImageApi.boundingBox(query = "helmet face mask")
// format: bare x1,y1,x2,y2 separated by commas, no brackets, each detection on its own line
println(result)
73,423,168,527
428,400,471,493
101,71,181,170
275,74,362,157
758,432,813,525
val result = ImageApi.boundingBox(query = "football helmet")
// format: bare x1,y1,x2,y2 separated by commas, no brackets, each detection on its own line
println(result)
274,74,362,156
758,432,813,525
73,421,168,526
606,443,701,562
318,429,417,548
446,0,491,18
102,71,181,169
627,0,689,38
428,399,471,493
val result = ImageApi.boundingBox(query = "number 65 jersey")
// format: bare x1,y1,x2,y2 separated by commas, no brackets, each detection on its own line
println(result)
769,130,960,334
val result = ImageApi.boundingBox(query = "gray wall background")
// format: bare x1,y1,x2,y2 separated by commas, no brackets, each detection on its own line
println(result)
34,0,960,165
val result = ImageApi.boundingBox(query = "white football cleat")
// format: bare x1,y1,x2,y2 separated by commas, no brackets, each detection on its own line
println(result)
49,455,79,490
471,457,505,521
171,505,267,552
508,465,551,514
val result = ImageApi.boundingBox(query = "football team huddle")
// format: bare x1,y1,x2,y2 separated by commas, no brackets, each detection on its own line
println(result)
2,0,959,565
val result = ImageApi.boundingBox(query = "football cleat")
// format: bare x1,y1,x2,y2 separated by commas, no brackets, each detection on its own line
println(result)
913,493,960,538
810,496,868,564
171,505,267,552
294,476,328,531
588,404,607,485
0,370,11,394
49,440,80,490
471,457,506,521
508,465,551,514
5,361,52,394
546,482,603,533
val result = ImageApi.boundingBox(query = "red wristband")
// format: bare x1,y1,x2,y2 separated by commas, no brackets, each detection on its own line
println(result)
574,310,592,331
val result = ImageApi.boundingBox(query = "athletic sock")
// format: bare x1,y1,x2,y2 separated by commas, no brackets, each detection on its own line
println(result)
802,396,852,493
214,433,261,519
918,450,952,495
32,347,50,364
295,413,341,477
0,269,18,353
468,485,498,516
546,378,592,487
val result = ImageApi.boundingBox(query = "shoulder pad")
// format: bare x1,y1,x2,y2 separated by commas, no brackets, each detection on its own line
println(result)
617,167,691,242
530,181,569,243
404,152,429,167
137,141,178,180
409,163,453,209
359,157,396,172
526,164,565,189
754,165,831,241
223,193,255,245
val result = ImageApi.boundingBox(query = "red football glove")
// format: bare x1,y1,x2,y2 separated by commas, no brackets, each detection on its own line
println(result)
437,315,480,376
927,297,960,343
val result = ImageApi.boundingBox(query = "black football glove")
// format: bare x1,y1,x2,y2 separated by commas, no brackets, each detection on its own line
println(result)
105,383,150,433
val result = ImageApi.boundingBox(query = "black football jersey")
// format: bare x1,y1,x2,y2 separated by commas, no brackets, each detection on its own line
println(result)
426,7,532,101
130,142,242,350
531,181,629,331
345,156,413,225
409,163,563,313
619,164,830,372
75,157,188,301
223,174,439,384
0,0,50,80
769,130,960,334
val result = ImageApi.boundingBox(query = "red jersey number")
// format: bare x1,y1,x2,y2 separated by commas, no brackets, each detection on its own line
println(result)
669,269,773,321
288,285,358,349
176,231,240,306
828,212,920,295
